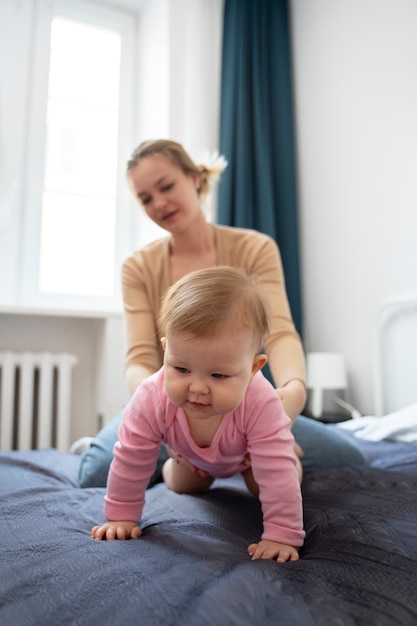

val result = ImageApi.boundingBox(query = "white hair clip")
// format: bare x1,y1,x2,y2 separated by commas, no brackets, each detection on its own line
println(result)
198,150,228,180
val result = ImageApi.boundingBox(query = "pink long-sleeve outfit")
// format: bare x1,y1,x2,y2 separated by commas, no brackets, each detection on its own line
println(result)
105,368,305,547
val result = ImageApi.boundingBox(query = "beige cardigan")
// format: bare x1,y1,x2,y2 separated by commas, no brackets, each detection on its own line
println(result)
122,224,305,389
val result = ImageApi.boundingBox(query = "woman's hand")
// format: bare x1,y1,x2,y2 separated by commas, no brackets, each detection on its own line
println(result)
277,379,307,424
247,539,299,562
90,520,142,541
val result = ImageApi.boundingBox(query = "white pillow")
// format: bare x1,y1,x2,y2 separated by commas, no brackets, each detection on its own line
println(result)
337,403,417,444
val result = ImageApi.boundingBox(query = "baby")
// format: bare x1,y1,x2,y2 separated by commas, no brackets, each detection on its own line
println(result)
91,266,304,562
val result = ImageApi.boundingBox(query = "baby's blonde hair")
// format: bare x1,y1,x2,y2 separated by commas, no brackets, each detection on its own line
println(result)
158,266,269,352
126,139,226,200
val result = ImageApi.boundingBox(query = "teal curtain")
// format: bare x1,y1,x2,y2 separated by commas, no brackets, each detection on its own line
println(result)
218,0,302,335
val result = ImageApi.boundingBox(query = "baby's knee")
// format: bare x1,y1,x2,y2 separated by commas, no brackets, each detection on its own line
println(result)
242,467,259,496
162,458,179,491
163,458,213,494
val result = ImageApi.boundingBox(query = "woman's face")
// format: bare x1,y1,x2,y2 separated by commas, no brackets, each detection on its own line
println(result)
128,154,201,233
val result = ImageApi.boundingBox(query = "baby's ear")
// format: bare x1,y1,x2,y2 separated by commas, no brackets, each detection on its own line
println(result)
251,354,268,378
160,337,167,351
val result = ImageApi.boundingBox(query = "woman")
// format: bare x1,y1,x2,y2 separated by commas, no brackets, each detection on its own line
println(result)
78,139,366,488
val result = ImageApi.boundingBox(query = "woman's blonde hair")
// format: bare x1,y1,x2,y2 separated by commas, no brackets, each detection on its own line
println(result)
126,139,227,200
158,266,269,352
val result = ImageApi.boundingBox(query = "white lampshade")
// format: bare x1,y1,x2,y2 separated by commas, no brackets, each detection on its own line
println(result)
306,352,348,418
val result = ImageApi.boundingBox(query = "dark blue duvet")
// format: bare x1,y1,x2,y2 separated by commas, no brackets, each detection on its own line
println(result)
1,433,417,626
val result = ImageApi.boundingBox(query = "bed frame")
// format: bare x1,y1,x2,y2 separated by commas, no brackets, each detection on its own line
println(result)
373,296,417,415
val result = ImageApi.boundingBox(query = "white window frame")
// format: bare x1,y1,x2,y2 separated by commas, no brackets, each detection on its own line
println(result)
20,0,136,314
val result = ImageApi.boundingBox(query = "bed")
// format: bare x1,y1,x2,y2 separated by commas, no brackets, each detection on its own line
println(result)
1,299,417,625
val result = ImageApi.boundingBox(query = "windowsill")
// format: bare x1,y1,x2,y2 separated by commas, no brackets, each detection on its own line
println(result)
0,304,123,320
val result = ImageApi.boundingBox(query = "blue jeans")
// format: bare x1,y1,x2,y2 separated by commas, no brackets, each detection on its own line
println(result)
78,411,368,488
292,415,367,471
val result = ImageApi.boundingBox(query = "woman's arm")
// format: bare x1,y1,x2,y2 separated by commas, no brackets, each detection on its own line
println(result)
244,233,307,420
122,251,166,393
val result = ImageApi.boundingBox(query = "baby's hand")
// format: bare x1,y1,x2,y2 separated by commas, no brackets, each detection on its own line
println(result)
90,520,142,541
247,539,299,563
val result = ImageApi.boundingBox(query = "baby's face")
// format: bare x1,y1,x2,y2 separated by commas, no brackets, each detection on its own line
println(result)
162,330,266,421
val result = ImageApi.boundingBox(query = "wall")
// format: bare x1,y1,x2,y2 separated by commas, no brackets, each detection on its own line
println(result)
0,310,129,444
290,0,417,414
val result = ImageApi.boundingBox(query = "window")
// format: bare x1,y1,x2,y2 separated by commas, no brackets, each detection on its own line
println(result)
20,0,136,312
40,17,121,297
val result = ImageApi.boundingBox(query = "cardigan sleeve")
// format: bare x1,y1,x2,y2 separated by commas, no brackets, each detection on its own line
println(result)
121,240,169,378
253,233,306,388
216,226,306,388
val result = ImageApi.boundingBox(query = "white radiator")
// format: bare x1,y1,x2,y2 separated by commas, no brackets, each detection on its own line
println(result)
0,351,77,452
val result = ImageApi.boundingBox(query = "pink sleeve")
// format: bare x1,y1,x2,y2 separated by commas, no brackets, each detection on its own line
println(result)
104,376,163,522
244,376,305,546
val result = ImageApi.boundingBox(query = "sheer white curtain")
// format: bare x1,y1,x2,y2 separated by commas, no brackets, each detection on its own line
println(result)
134,0,224,240
137,0,223,156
